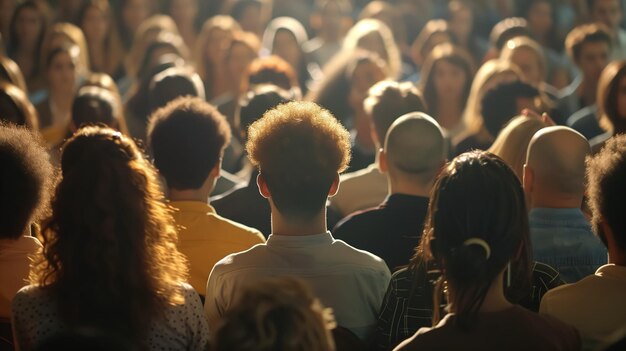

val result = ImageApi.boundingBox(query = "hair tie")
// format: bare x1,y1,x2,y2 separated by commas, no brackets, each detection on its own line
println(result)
463,238,491,259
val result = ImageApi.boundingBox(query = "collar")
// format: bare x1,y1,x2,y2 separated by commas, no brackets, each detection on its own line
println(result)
529,207,589,224
596,264,626,279
266,231,334,248
169,201,216,214
383,193,429,208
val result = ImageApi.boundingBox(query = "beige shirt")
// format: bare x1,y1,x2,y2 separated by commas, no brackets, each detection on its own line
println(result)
0,235,42,318
540,264,626,347
330,163,388,217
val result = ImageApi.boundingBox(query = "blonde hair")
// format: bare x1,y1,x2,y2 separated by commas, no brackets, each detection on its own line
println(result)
343,19,401,79
125,15,181,79
500,36,547,85
194,15,241,81
40,23,91,78
488,115,547,179
462,59,523,136
213,277,336,351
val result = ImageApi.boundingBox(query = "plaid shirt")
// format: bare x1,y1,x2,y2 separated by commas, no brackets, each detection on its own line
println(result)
373,261,563,351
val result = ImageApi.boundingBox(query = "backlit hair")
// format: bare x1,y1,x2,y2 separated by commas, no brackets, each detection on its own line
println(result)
30,126,188,346
212,277,336,351
565,23,612,62
488,115,548,179
418,151,531,329
246,101,350,220
596,60,626,134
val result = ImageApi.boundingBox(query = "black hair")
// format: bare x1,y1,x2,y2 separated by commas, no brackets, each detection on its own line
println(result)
237,84,291,141
419,151,531,330
587,134,626,251
0,123,53,239
481,80,539,138
148,97,231,190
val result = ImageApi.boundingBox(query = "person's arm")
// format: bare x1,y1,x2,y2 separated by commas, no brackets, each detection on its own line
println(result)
204,267,227,332
373,276,402,351
183,284,210,351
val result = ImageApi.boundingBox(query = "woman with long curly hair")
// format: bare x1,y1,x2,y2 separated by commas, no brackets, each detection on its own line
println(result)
11,126,208,350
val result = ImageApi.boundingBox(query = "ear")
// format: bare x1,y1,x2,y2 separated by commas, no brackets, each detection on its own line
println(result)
522,164,533,193
210,158,222,179
257,172,271,199
328,173,340,197
369,124,379,147
378,148,388,173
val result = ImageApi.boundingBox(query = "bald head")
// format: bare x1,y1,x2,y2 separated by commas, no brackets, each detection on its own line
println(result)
526,126,590,196
384,112,446,184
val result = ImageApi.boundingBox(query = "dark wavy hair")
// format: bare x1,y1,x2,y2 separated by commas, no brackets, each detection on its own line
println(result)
415,151,531,330
30,126,188,347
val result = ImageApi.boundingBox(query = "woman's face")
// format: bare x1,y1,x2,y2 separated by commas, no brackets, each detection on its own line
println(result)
350,61,386,108
434,60,467,101
227,43,256,82
510,47,543,85
82,6,109,44
169,0,197,25
617,75,626,119
48,51,78,92
15,7,43,47
206,28,233,63
122,0,150,33
272,29,301,70
357,32,387,60
527,2,552,37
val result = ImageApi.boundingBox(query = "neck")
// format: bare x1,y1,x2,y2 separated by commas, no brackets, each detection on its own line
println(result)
450,270,512,314
436,101,463,130
579,78,598,106
388,176,432,198
168,187,210,203
51,91,74,111
530,193,582,210
270,203,327,236
608,248,626,266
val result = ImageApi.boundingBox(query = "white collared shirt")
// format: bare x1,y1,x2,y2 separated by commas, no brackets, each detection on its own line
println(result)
205,231,391,339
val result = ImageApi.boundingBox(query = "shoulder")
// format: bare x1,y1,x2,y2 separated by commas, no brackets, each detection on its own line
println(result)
12,285,54,319
212,213,265,243
209,244,268,277
333,207,381,235
330,237,390,274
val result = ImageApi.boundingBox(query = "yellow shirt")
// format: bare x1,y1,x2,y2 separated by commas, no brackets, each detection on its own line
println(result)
170,201,265,294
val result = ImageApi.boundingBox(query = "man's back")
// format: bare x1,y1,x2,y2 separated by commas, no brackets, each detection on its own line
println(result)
205,232,391,339
334,194,429,271
530,208,607,283
329,164,388,218
540,264,626,347
171,201,265,293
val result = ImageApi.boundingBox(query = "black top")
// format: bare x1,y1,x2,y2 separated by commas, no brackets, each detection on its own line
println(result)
211,170,272,237
333,194,429,272
374,261,564,351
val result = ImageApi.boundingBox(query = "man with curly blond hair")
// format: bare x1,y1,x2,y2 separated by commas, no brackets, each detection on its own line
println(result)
205,101,391,340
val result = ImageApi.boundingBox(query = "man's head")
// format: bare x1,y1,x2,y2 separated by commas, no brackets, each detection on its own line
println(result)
588,0,622,33
363,80,426,147
481,80,541,139
148,66,206,114
148,97,231,192
246,101,350,222
0,124,53,239
565,24,611,83
586,134,626,256
523,126,590,208
380,112,446,188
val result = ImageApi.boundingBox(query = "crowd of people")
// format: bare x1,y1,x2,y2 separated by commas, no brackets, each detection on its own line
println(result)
1,0,626,350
